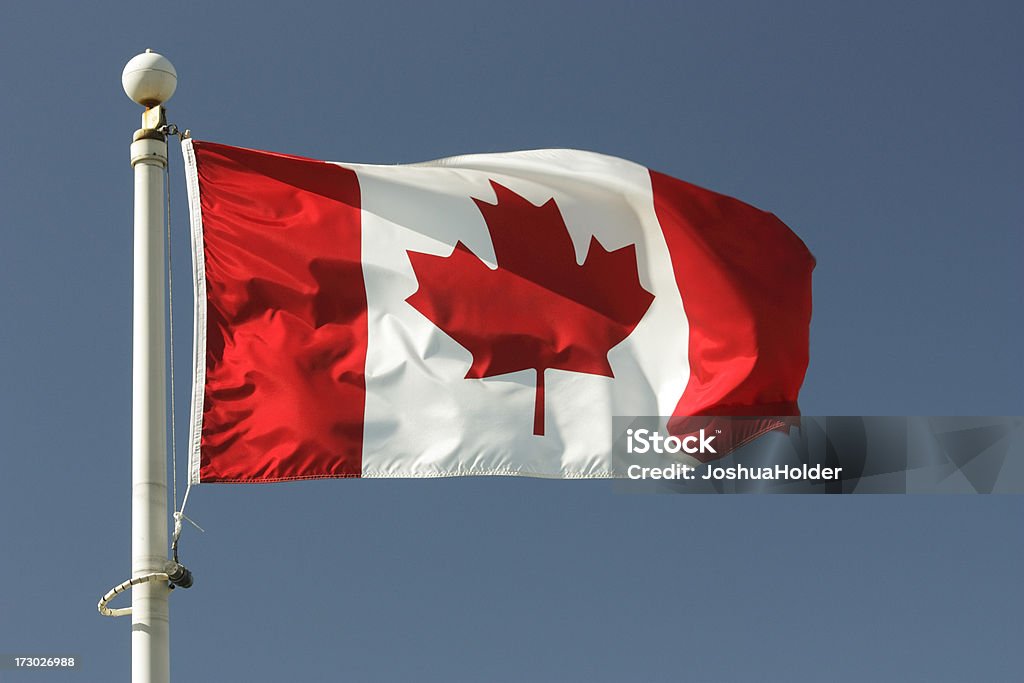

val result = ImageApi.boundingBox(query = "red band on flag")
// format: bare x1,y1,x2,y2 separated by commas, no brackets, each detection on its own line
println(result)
651,170,815,456
192,142,366,481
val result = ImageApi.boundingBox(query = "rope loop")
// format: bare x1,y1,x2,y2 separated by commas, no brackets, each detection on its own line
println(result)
97,573,170,617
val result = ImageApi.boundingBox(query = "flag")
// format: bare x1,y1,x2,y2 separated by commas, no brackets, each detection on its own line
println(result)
182,140,814,483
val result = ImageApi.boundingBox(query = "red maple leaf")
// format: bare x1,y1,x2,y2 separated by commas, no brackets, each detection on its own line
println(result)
406,181,654,436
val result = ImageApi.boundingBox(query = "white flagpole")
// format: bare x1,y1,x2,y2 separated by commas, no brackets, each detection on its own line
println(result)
122,49,177,683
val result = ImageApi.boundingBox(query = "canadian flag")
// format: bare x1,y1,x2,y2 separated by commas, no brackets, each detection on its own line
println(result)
183,140,813,483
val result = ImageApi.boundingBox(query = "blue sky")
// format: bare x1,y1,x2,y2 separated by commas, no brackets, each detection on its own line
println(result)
1,1,1022,681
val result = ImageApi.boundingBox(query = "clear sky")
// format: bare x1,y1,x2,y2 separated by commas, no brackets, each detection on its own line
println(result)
1,1,1022,681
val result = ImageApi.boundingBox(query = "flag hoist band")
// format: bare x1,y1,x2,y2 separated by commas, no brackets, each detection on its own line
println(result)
182,139,814,483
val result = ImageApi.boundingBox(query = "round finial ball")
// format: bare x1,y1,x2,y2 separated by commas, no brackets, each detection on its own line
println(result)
122,49,177,106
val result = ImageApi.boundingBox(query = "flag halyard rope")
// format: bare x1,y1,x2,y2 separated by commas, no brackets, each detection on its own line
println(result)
98,126,198,618
97,573,170,617
160,126,202,566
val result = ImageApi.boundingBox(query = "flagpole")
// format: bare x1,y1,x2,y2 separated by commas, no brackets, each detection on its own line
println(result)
123,50,177,683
